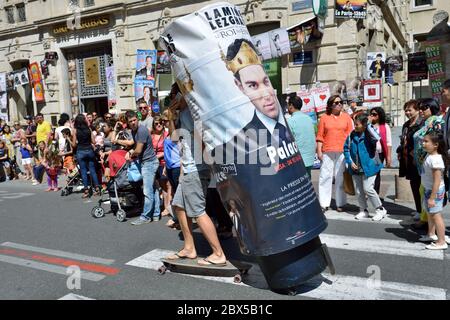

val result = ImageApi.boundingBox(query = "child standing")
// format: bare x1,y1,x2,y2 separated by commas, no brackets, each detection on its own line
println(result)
19,138,34,181
420,132,449,250
44,147,61,191
344,113,387,221
59,128,75,174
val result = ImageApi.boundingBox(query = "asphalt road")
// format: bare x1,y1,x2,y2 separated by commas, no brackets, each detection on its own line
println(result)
0,169,449,301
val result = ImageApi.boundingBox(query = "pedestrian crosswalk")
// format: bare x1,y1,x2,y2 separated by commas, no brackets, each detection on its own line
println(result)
125,212,449,300
0,242,120,282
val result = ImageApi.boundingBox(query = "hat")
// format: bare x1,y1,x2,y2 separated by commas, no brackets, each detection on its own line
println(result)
24,115,32,120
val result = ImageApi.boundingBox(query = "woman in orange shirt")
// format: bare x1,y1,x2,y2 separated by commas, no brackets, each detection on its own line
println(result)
316,95,354,211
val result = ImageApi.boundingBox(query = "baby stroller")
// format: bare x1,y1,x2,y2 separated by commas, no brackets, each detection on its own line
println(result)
91,150,143,222
60,165,84,196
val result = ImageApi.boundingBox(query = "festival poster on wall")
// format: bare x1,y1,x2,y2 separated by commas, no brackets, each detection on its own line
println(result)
33,82,45,103
288,17,323,49
134,79,157,105
157,50,171,74
367,52,386,80
385,55,403,86
14,68,30,86
252,33,272,61
297,89,317,123
408,52,428,82
335,0,367,19
347,77,364,103
160,2,327,261
311,84,331,116
105,66,117,108
84,57,100,86
28,62,42,83
135,49,157,85
424,41,446,102
363,79,382,105
28,62,45,103
0,72,7,121
268,28,291,58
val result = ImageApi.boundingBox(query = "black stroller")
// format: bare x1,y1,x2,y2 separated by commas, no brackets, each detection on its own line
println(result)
60,165,84,196
91,150,143,222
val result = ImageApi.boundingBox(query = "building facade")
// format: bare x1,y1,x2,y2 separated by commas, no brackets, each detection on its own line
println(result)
0,0,411,124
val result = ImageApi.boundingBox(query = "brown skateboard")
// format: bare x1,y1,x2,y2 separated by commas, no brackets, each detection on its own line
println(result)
158,256,252,283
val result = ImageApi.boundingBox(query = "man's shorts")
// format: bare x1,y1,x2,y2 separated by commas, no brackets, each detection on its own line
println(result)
423,186,446,214
172,170,210,218
22,158,32,166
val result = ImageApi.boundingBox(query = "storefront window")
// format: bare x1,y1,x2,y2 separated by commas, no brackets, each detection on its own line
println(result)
414,0,432,7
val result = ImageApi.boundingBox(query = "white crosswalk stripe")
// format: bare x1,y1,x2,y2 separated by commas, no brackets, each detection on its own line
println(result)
324,210,412,226
125,248,447,300
58,293,95,300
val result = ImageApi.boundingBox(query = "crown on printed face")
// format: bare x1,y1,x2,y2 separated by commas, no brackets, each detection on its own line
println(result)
226,41,261,74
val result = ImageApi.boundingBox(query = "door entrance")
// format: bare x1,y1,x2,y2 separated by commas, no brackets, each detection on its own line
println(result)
81,97,108,116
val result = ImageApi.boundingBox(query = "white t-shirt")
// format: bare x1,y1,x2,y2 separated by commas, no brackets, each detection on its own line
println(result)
421,154,446,190
55,126,70,152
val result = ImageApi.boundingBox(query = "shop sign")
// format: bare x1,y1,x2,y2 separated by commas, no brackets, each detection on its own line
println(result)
53,16,109,35
292,0,313,11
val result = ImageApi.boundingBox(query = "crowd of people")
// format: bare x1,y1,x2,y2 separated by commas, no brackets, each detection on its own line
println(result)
285,79,450,250
1,79,450,256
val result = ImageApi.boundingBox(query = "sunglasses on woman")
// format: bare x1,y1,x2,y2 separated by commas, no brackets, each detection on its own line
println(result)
333,101,343,106
419,105,430,111
370,113,378,116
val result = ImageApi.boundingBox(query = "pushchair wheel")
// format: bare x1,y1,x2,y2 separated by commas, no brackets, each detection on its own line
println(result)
67,187,73,194
116,209,126,222
91,206,105,218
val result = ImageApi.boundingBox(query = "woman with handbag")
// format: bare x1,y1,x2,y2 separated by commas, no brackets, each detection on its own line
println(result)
71,114,101,198
344,113,388,221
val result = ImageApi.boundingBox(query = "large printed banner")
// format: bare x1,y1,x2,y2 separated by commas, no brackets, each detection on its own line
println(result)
160,2,326,257
335,0,367,19
424,41,446,102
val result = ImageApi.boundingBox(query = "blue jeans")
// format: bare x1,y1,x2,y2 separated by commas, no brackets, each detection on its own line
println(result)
140,159,160,220
33,164,45,183
76,148,99,189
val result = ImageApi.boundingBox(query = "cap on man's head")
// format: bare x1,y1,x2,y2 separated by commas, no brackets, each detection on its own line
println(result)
24,115,32,120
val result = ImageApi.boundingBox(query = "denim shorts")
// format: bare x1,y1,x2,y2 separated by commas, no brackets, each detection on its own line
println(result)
423,186,446,214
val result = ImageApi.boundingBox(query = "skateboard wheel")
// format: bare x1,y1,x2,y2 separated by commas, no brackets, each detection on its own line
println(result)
233,274,242,283
158,266,167,275
287,289,297,296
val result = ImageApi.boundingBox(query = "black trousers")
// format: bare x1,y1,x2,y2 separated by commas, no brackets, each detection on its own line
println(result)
409,175,422,213
374,153,385,196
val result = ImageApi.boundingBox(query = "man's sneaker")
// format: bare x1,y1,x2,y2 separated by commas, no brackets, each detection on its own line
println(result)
425,242,448,250
131,218,151,226
413,212,421,221
355,210,369,220
372,207,387,221
418,234,438,242
152,216,161,222
32,181,39,186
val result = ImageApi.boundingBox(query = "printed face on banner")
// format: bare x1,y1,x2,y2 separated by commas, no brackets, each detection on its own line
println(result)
347,77,363,103
367,52,386,80
251,33,272,61
135,49,157,83
269,28,291,58
335,0,367,19
227,40,280,121
331,81,348,101
134,80,157,106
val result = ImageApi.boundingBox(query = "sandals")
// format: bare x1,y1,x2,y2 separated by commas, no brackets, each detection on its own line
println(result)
82,190,90,199
197,258,227,267
166,252,197,260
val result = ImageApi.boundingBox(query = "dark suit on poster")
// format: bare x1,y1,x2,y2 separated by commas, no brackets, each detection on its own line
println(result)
136,66,154,80
212,110,324,256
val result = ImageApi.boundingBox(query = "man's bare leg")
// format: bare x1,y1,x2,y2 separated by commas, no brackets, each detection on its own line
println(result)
166,205,197,259
196,213,226,264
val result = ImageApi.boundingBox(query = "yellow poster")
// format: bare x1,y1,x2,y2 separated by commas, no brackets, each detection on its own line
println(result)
84,57,100,86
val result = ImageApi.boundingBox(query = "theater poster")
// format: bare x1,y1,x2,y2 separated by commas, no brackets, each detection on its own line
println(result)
335,0,367,19
134,80,157,105
252,32,272,61
160,2,326,257
157,50,171,74
106,66,116,108
310,84,330,117
269,28,291,58
297,89,317,124
28,62,45,103
135,49,157,85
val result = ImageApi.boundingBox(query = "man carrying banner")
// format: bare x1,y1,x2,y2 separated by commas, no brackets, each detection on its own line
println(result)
166,83,227,266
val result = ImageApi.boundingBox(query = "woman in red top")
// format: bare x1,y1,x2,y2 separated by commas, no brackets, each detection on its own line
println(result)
151,117,171,217
316,95,354,212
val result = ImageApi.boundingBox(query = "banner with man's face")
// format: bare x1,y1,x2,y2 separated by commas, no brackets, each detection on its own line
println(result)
160,2,326,259
135,49,157,85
